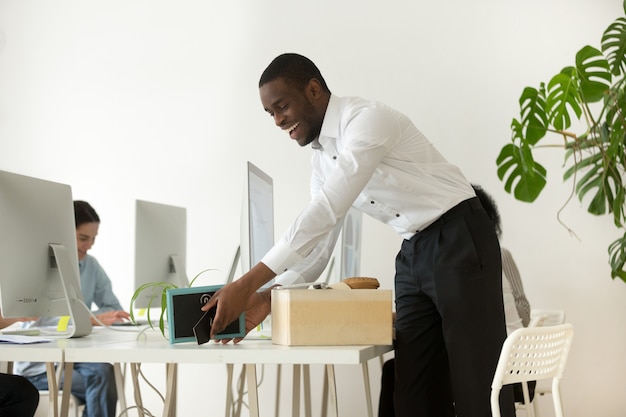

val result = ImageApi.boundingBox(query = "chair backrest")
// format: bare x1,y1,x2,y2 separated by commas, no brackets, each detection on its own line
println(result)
491,323,574,417
494,323,573,386
529,309,566,327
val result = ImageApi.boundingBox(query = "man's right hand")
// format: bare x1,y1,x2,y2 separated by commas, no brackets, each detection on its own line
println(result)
202,262,276,341
202,278,255,340
219,287,274,344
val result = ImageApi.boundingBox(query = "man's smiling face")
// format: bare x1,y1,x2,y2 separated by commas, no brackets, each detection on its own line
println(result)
260,77,325,147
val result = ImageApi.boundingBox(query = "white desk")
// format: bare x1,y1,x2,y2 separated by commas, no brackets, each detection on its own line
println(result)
61,330,391,417
2,328,392,417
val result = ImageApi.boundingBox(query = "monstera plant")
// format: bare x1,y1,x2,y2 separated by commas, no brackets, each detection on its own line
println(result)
496,2,626,282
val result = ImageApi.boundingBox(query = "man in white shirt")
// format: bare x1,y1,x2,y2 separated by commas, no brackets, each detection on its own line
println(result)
204,53,515,417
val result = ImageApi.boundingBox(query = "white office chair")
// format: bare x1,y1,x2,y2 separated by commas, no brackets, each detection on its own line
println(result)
529,309,566,327
525,308,567,416
490,323,574,417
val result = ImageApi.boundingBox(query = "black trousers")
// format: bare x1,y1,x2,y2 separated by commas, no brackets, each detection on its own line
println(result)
0,373,39,417
393,198,515,417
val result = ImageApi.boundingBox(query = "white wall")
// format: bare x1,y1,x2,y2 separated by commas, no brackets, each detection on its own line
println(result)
1,0,625,416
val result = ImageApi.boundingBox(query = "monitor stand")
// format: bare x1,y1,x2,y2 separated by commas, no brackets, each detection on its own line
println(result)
225,246,241,284
49,244,93,338
169,254,189,288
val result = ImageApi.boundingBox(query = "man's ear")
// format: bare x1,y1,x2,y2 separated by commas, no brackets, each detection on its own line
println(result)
305,78,323,100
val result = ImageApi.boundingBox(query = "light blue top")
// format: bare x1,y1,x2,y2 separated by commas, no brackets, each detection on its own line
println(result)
15,254,123,377
78,254,123,314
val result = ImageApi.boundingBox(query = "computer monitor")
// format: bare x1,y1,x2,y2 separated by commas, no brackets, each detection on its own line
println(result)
0,170,92,337
239,162,274,286
319,207,363,285
339,207,362,280
133,200,188,309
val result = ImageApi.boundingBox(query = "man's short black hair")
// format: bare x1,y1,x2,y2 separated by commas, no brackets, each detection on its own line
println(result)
259,53,331,93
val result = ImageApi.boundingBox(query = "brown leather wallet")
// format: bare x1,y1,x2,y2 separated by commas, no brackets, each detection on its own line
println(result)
342,277,380,289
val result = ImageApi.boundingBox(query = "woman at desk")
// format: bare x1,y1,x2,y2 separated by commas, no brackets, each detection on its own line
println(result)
14,200,129,417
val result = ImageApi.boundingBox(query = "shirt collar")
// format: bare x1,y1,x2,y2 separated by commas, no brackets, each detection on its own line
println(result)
312,94,340,150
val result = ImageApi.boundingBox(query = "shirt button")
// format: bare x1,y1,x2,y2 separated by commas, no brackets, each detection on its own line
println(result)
370,201,375,204
395,213,400,217
332,156,337,160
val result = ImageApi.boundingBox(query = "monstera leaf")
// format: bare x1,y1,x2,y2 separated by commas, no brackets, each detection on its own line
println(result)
602,16,626,76
546,68,582,131
576,46,612,103
609,233,626,281
564,152,616,216
518,86,548,145
496,143,547,202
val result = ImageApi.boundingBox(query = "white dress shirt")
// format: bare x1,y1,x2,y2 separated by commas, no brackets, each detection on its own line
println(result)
266,94,475,284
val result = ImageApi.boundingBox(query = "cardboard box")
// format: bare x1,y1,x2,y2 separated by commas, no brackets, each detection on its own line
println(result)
271,288,393,346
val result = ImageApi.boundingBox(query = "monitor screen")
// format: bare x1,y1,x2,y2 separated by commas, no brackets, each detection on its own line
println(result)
317,207,363,285
133,200,188,309
240,162,274,284
339,207,362,280
0,170,92,337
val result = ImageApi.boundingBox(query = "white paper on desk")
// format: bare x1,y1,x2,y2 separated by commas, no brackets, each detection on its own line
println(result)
0,335,52,344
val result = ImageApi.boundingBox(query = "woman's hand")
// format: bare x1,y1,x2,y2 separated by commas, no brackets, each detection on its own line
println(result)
94,310,131,326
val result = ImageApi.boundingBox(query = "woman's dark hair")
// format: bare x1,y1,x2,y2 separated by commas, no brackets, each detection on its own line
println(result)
472,184,502,238
74,200,100,228
259,53,330,93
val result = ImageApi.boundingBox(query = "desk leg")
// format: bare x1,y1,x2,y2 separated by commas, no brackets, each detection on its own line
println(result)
302,365,312,417
292,365,301,417
163,363,177,417
245,364,259,417
274,364,282,417
361,362,373,417
113,363,127,414
325,365,338,417
129,363,145,417
234,366,245,417
60,362,74,417
225,364,233,417
321,366,328,417
45,362,59,417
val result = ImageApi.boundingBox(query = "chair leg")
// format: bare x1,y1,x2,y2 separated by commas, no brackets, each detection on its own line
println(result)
551,380,564,417
522,382,535,417
490,389,502,417
533,395,541,417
